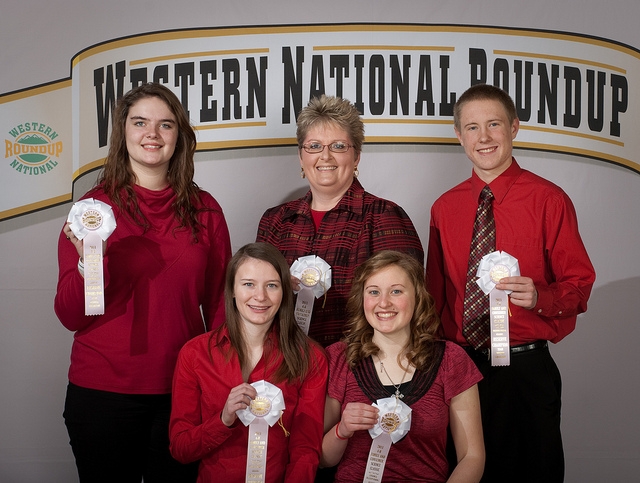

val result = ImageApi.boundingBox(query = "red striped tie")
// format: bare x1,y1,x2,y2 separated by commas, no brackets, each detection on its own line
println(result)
462,186,496,349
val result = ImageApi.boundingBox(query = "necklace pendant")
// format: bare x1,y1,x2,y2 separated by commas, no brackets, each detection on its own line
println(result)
395,389,404,399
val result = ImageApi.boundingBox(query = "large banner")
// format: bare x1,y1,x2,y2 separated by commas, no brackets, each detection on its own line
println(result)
2,23,638,220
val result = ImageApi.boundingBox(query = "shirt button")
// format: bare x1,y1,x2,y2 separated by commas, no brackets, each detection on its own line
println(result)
558,311,563,315
538,309,543,314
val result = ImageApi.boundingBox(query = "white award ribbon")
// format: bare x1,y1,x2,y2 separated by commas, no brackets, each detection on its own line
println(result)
290,255,332,334
236,380,286,483
476,251,520,366
67,198,117,316
364,396,412,483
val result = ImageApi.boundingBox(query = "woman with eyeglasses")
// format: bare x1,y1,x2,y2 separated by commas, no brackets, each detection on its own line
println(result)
256,95,423,349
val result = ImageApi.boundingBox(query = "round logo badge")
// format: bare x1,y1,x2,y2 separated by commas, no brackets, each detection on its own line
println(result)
489,264,511,284
250,396,272,417
300,266,321,287
81,209,103,231
379,412,401,434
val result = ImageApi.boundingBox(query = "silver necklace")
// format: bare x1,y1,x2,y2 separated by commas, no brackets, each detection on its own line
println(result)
376,356,408,399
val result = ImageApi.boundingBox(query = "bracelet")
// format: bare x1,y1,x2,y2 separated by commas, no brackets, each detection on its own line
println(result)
77,257,84,276
335,422,349,441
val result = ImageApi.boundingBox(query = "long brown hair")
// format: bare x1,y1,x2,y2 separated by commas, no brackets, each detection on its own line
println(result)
96,82,203,238
343,250,442,372
213,242,321,383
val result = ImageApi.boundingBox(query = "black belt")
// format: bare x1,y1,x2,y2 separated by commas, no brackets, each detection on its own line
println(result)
464,340,548,359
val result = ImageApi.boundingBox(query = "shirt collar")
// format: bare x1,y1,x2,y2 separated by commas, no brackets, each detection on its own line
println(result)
288,178,365,218
470,158,522,205
215,322,280,350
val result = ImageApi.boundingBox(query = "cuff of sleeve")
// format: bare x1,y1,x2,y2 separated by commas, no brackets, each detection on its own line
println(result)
531,285,553,316
201,412,235,450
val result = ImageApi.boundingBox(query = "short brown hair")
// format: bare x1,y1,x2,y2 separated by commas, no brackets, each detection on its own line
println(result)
453,84,518,132
296,95,365,154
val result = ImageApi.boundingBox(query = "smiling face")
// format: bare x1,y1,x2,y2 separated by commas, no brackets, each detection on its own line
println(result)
125,96,179,179
455,98,519,184
233,257,283,331
363,265,416,341
299,122,360,201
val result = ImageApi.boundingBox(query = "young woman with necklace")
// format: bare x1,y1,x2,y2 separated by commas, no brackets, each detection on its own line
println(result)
321,251,485,483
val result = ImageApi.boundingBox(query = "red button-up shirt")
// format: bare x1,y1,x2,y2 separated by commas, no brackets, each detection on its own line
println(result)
170,327,328,483
426,160,595,345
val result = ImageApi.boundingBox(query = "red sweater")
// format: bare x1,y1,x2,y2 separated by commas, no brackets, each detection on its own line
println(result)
54,184,231,394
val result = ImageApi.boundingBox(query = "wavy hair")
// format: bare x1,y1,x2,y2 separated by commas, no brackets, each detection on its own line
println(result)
96,82,202,238
343,250,442,372
296,95,365,154
212,242,320,383
453,83,518,132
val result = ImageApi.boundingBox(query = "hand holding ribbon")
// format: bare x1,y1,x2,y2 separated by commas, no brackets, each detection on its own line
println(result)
363,397,412,483
236,380,287,483
338,402,379,439
476,251,520,366
67,198,116,315
290,255,332,334
221,382,257,427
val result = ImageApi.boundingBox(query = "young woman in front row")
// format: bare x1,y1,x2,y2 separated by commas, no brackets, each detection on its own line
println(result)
322,250,485,483
169,242,328,482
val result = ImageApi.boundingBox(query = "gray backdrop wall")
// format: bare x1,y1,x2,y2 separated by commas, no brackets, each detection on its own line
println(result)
1,1,639,481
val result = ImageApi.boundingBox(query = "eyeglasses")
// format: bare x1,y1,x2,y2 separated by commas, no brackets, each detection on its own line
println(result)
301,142,354,154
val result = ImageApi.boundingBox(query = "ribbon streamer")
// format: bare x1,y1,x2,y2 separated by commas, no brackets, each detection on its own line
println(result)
237,380,286,483
363,397,412,483
290,255,332,334
67,198,116,316
475,251,520,366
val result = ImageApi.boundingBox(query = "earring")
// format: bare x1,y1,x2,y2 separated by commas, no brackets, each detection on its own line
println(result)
354,168,359,178
300,167,306,179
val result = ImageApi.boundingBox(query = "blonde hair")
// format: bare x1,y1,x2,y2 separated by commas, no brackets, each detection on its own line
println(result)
296,95,365,154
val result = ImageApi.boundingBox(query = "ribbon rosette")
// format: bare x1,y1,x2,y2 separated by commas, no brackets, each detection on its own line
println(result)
290,255,331,334
67,198,116,316
236,380,286,427
475,250,520,295
67,198,116,241
368,396,412,443
290,255,332,298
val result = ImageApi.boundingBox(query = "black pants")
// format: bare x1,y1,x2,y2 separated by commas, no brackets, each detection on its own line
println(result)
64,383,198,483
466,345,564,483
